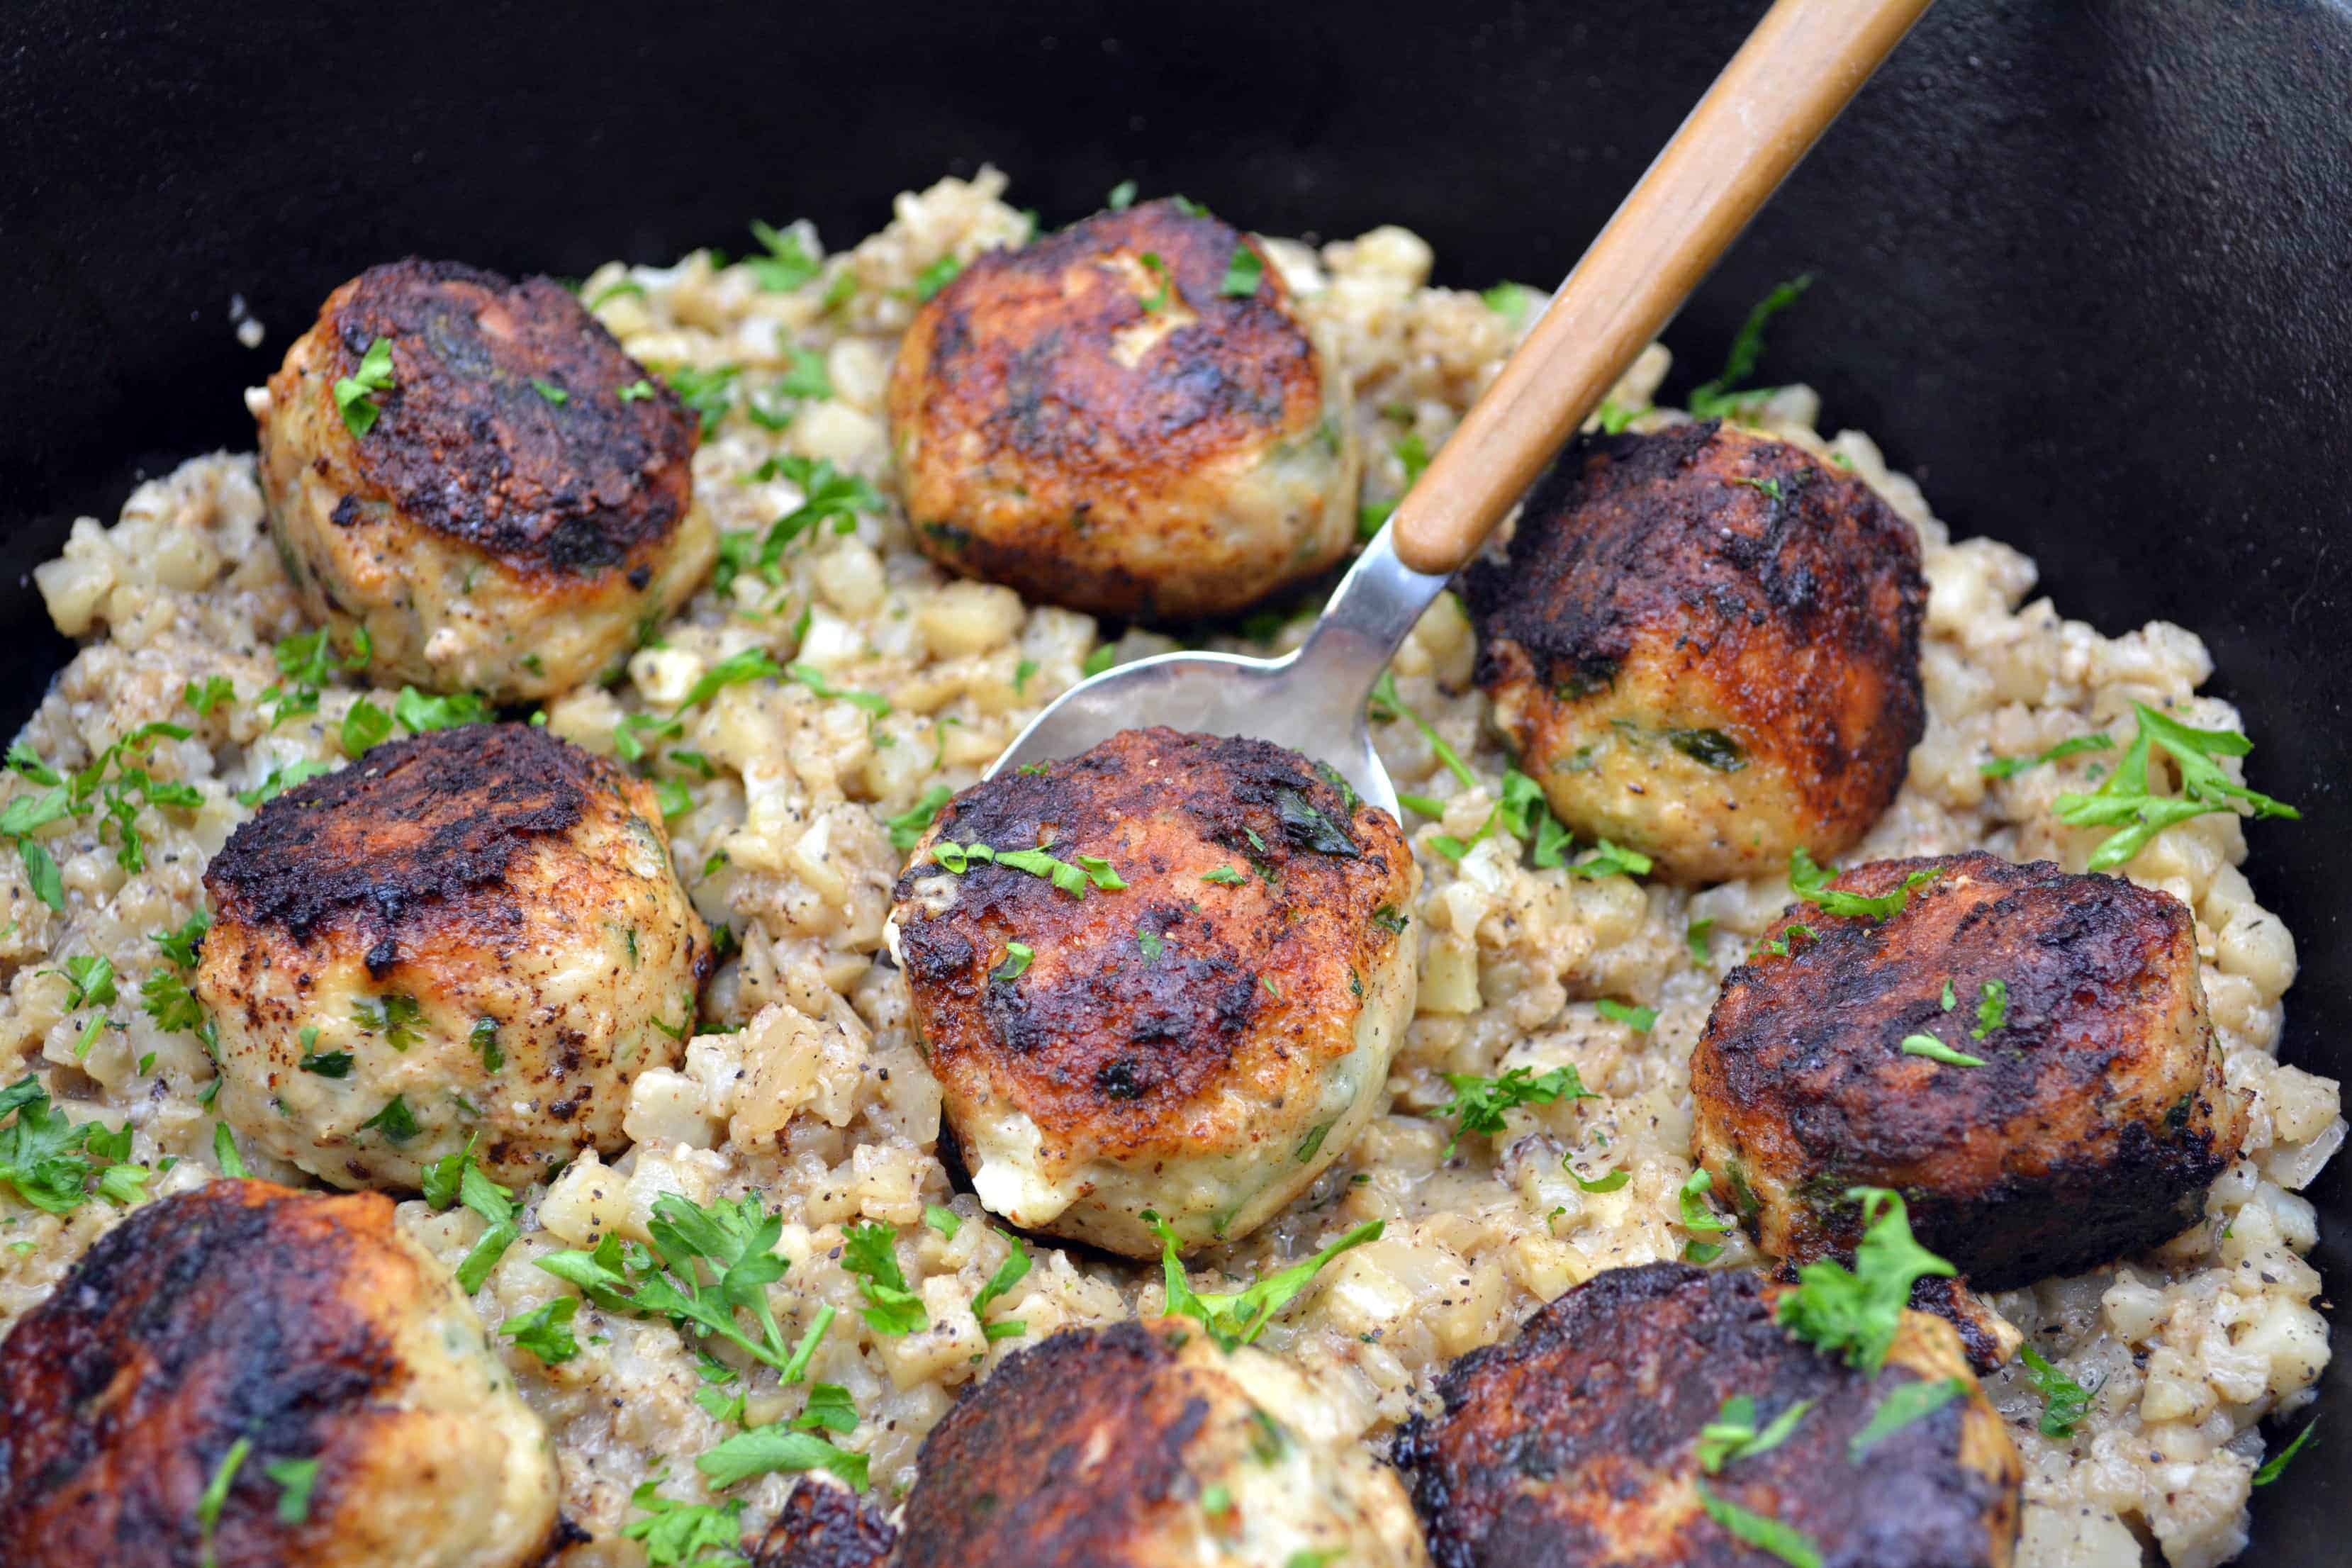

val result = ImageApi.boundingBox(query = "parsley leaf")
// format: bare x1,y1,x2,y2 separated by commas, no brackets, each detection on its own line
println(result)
788,661,890,717
1686,918,1716,964
1202,865,1249,886
1849,1375,1969,1459
746,219,822,291
359,1095,418,1143
1437,1065,1597,1155
1900,1034,1986,1068
1694,1481,1822,1568
1219,244,1265,297
913,254,963,301
1679,1167,1734,1233
184,676,236,715
698,1423,868,1491
393,686,493,734
676,648,782,712
621,1482,744,1568
340,698,393,756
1148,1214,1382,1350
542,1193,795,1372
2053,702,2298,871
1788,848,1938,922
1980,732,2114,779
333,337,396,437
502,1297,581,1364
991,941,1034,982
929,839,1122,897
884,785,955,854
841,1221,927,1335
1686,275,1810,420
1775,1187,1954,1375
2255,1417,2319,1486
1971,980,2008,1038
0,1074,150,1215
1367,671,1474,788
1696,1393,1813,1472
2015,1344,2095,1438
1596,998,1657,1032
262,1457,320,1525
196,1435,252,1568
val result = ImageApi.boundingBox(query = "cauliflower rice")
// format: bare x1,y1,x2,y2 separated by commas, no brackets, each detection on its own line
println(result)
0,168,2336,1568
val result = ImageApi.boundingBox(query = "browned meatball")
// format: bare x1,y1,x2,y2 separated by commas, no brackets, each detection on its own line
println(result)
197,724,712,1190
1394,1262,2021,1568
748,1482,899,1568
886,728,1416,1256
893,1318,1426,1568
0,1180,559,1568
1465,422,1924,882
257,258,716,700
1691,851,2241,1289
887,199,1357,622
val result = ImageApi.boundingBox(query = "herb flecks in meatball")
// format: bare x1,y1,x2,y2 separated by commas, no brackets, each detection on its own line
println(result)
887,200,1359,622
0,1180,561,1568
1465,421,1924,882
886,727,1416,1257
198,723,711,1191
257,258,717,700
1692,850,2242,1288
1394,1261,2020,1568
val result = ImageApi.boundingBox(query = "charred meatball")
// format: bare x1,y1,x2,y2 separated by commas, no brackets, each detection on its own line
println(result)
1691,851,2242,1289
197,723,712,1191
1395,1262,2020,1568
257,258,717,702
887,199,1358,622
895,1318,1427,1568
1465,422,1924,882
0,1180,560,1567
885,727,1416,1257
748,1482,899,1568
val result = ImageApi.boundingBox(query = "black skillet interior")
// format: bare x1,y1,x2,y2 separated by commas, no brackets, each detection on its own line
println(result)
3,0,2346,1550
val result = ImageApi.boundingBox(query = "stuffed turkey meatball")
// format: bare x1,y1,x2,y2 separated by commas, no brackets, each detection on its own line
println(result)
256,258,717,702
890,1318,1428,1568
196,722,712,1191
1465,421,1924,882
886,198,1359,622
0,1180,561,1568
1691,851,2242,1289
1394,1261,2020,1568
885,727,1416,1256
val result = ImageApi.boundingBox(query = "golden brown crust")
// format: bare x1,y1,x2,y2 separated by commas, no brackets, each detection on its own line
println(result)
895,1319,1211,1567
891,727,1411,1164
1465,422,1924,880
1392,1262,2021,1568
1692,851,2239,1289
284,257,698,583
887,200,1350,621
203,722,655,980
748,1482,899,1568
0,1182,449,1565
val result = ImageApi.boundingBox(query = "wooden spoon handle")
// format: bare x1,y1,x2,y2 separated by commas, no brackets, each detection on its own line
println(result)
1389,0,1933,576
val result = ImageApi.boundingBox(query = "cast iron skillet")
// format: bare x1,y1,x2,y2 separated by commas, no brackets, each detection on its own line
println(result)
2,0,2345,1553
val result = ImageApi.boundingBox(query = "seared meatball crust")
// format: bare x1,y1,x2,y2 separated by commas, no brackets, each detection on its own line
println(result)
887,198,1359,622
897,1318,1428,1568
0,1180,560,1568
197,723,712,1190
1465,422,1925,882
890,728,1416,1256
748,1482,898,1568
258,257,717,701
1394,1262,2020,1568
1691,851,2241,1289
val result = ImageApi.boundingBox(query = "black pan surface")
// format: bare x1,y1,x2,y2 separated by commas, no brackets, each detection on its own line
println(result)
2,0,2345,1554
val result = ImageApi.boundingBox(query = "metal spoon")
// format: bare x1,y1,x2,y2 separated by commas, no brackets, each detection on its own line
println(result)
990,0,1934,813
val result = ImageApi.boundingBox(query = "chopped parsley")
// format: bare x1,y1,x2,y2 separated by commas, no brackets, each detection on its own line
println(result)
1696,1393,1813,1472
885,785,954,853
992,942,1034,982
675,648,782,712
788,661,890,717
1694,1481,1822,1568
1899,1034,1986,1068
912,254,963,301
530,377,570,405
1596,998,1657,1032
1496,768,1574,868
1358,431,1435,539
1668,727,1748,772
1219,244,1265,297
2255,1417,2319,1486
1971,979,2008,1038
2015,1344,2095,1438
262,1457,320,1525
340,698,393,756
1573,839,1653,880
746,219,822,291
234,758,335,809
352,992,424,1049
1686,274,1810,420
1568,1163,1630,1193
1480,280,1546,328
393,686,493,733
922,1204,961,1240
1202,865,1249,886
1275,788,1357,856
1107,179,1138,210
332,336,397,437
841,1221,927,1335
196,1435,252,1568
359,1095,418,1143
183,675,236,715
617,377,656,402
1775,1187,1954,1374
971,1229,1031,1335
1367,671,1474,788
1788,847,1938,922
1730,475,1785,503
1082,645,1118,678
1849,1375,1969,1459
0,1075,152,1215
539,1192,796,1371
1137,251,1174,312
929,839,1124,897
1679,1168,1734,1234
1979,732,2115,779
1437,1064,1596,1155
1147,1213,1382,1350
1686,918,1716,964
660,363,739,432
698,1420,868,1492
1751,922,1818,960
502,1297,581,1364
422,1141,520,1290
620,1482,744,1568
2053,702,2298,871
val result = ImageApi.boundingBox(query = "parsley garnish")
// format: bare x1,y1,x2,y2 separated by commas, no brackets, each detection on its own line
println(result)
971,1229,1031,1333
1899,1034,1986,1068
1696,1393,1812,1472
913,254,963,301
1437,1065,1597,1155
352,992,425,1049
0,1075,152,1214
788,661,890,717
1358,432,1435,539
1788,848,1938,922
2052,702,2298,871
502,1297,581,1364
1203,866,1248,886
929,839,1124,897
1694,1482,1822,1568
1686,275,1810,420
883,785,954,853
530,377,570,405
234,758,334,809
675,648,782,712
1219,245,1265,297
196,1435,252,1568
1679,1168,1734,1234
359,1095,418,1143
1980,732,2114,779
1367,671,1474,788
1751,922,1818,960
698,1420,868,1491
1849,1376,1969,1459
393,686,493,733
340,698,392,756
262,1457,319,1525
333,337,396,437
746,219,822,291
422,1141,520,1290
1276,788,1357,856
1686,918,1715,964
1971,979,2007,1038
1147,1213,1382,1350
661,363,739,433
1573,839,1653,880
1669,727,1748,772
1596,998,1657,1032
992,942,1034,982
538,1192,795,1370
1138,252,1174,312
2015,1344,2094,1438
2255,1417,2319,1486
620,1482,744,1568
1775,1187,1954,1374
1730,475,1785,503
617,377,656,402
841,1221,927,1335
1107,179,1138,210
184,676,235,715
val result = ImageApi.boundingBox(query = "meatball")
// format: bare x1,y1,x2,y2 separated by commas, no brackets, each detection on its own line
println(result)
1465,422,1924,882
1394,1262,2020,1568
894,1317,1428,1568
257,258,717,702
1691,851,2242,1289
885,727,1416,1257
749,1482,899,1568
886,198,1358,622
196,722,712,1191
0,1180,561,1567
